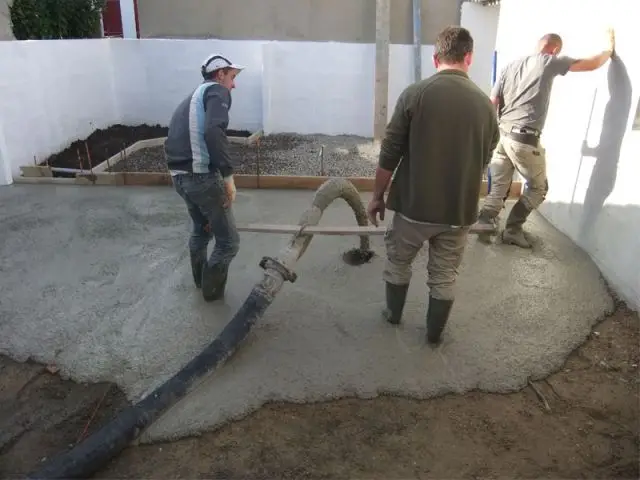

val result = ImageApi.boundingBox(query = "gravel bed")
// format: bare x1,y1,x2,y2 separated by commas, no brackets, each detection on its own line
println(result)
107,134,379,177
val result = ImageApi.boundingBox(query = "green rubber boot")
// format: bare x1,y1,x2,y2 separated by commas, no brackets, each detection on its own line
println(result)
382,282,410,325
189,249,207,289
502,200,533,248
201,263,229,302
426,297,454,346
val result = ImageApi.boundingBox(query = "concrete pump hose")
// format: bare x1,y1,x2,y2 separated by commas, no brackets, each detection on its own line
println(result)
28,177,374,480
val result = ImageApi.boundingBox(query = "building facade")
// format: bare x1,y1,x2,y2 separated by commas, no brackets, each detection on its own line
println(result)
135,0,460,44
1,0,475,43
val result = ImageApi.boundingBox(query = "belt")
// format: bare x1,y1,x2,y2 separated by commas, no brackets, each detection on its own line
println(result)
501,125,541,146
502,125,541,136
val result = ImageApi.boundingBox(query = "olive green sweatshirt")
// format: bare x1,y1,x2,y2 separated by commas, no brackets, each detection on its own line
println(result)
379,69,499,226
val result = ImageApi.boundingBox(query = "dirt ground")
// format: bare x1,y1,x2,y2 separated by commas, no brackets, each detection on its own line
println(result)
1,300,638,479
42,124,169,170
40,124,252,171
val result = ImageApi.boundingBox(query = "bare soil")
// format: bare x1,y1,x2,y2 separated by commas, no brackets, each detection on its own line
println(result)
1,303,638,479
41,124,169,171
40,124,252,172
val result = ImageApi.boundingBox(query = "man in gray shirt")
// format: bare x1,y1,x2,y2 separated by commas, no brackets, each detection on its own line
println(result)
476,30,616,248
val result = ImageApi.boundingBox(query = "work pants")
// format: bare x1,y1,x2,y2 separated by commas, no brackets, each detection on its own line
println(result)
172,172,240,268
383,213,469,301
482,135,548,216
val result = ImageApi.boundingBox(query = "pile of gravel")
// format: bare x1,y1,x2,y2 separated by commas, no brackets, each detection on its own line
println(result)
107,134,379,177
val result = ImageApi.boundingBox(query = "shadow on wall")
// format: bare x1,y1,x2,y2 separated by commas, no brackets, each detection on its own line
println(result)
544,201,640,310
633,93,640,130
578,55,633,241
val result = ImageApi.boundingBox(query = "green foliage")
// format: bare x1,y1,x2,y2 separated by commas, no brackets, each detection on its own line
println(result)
9,0,107,40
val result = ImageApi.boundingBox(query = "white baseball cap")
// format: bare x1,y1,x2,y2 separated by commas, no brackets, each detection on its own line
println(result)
201,53,245,76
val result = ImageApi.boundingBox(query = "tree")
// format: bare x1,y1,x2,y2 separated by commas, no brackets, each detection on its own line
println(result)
9,0,107,40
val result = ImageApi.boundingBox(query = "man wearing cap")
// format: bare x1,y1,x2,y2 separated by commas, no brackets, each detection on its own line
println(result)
475,30,616,248
165,54,244,301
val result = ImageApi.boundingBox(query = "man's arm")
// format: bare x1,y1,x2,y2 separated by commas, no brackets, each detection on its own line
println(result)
488,110,500,164
489,69,505,113
373,89,412,200
203,90,234,180
566,28,616,73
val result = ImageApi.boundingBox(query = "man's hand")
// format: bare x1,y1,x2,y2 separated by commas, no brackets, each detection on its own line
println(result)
222,176,236,208
606,27,616,54
367,197,386,227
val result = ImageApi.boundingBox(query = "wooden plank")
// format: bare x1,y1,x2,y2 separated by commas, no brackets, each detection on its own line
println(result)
237,223,498,236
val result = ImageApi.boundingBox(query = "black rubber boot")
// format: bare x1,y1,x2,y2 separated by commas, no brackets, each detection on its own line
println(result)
189,250,207,288
425,297,454,346
382,282,409,325
502,200,533,248
201,263,229,302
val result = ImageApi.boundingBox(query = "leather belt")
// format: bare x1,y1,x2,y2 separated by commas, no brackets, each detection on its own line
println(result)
501,125,541,147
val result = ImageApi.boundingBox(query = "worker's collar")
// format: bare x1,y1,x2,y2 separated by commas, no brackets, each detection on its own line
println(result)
435,68,469,78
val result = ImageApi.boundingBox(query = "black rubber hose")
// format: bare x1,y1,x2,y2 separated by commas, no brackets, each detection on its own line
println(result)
28,177,373,479
28,286,274,479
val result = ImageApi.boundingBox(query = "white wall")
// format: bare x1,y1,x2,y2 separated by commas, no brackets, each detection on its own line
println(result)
461,2,500,94
262,42,437,137
0,36,498,184
0,40,119,181
495,0,640,310
111,39,264,131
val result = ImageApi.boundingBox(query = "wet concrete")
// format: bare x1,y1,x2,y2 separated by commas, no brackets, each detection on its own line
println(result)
0,184,613,443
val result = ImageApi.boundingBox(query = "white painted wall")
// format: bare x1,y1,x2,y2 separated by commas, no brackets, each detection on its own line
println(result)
496,0,640,310
461,2,500,94
0,36,499,184
0,40,119,182
262,42,436,137
111,39,264,130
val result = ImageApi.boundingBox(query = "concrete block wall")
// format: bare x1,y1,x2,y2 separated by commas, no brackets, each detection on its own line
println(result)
495,0,640,310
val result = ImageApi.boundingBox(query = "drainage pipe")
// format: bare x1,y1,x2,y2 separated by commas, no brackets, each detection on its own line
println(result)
28,178,374,479
412,0,422,82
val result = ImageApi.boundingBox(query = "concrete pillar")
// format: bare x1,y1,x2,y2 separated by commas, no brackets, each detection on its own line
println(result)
374,0,390,140
119,0,137,39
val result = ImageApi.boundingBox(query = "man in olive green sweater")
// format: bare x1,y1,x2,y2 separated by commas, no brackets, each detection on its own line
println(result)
367,26,499,346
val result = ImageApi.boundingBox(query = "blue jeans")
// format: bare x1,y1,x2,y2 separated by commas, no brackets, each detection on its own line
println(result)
172,172,240,268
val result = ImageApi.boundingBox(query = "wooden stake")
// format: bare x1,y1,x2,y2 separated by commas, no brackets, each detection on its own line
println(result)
77,148,84,171
256,137,261,189
84,141,93,174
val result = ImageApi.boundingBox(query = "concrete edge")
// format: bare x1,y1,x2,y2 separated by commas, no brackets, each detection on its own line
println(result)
12,173,523,197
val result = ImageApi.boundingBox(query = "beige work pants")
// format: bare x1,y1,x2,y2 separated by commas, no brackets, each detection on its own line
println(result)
383,213,469,301
483,135,548,216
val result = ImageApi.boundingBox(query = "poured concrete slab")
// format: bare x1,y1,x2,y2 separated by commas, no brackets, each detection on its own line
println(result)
0,184,613,443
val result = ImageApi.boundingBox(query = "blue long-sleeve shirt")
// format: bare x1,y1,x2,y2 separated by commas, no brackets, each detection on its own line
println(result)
165,82,234,178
